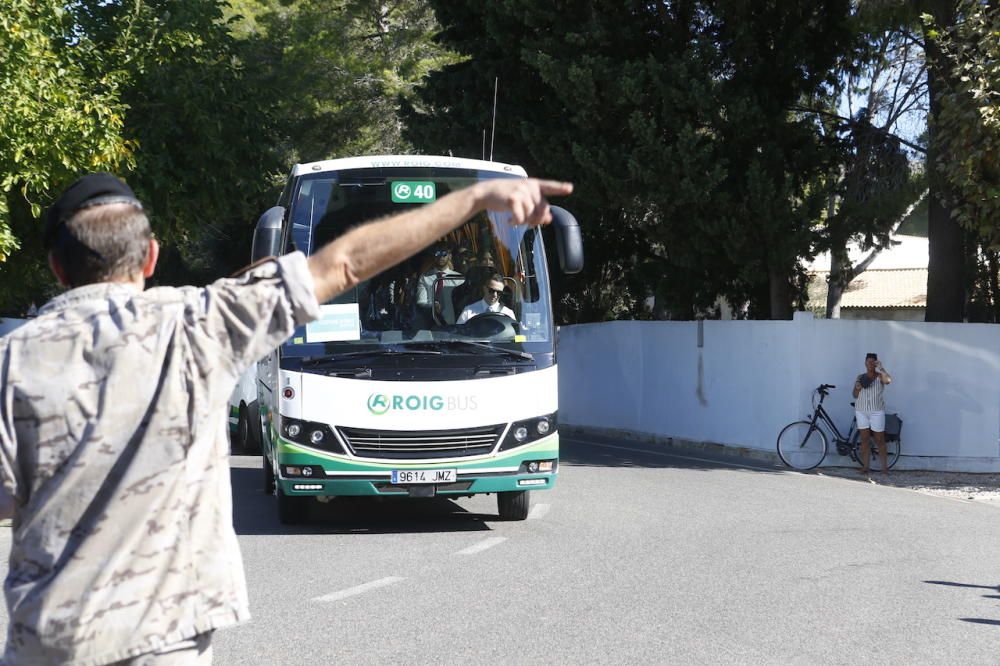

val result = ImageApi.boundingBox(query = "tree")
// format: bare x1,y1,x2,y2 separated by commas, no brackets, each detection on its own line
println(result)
403,2,654,322
800,20,928,318
231,0,462,164
0,0,459,315
919,0,965,321
71,0,284,285
408,1,854,320
926,2,1000,320
0,0,133,311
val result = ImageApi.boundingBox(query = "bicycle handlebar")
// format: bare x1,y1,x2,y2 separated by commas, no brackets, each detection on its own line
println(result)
815,384,836,401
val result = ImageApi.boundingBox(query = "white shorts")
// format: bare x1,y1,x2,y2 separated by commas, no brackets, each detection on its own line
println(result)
856,410,885,433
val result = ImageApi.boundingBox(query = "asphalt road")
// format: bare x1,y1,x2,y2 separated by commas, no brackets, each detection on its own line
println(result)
0,434,997,664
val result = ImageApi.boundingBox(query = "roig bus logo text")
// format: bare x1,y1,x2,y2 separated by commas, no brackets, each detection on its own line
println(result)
367,393,477,415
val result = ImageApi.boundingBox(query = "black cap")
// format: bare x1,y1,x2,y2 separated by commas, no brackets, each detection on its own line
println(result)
44,173,143,249
866,352,878,360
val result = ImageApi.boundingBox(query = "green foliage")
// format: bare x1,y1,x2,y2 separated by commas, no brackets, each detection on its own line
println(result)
0,0,133,307
233,0,462,163
70,0,284,284
0,0,458,311
407,0,853,320
927,2,1000,245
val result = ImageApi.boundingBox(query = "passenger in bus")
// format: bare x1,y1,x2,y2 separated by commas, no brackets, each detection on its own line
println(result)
457,275,516,324
452,245,473,273
360,270,400,331
414,243,461,326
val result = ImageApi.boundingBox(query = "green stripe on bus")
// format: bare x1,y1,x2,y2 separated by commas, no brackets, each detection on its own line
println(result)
277,432,559,470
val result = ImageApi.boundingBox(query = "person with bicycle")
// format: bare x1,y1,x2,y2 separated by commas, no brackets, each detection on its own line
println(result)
853,352,894,474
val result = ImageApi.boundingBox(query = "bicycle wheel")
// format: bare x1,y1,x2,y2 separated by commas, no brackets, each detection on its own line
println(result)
851,431,901,470
777,421,828,470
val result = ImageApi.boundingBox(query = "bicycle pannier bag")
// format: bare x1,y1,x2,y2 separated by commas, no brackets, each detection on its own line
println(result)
884,413,902,442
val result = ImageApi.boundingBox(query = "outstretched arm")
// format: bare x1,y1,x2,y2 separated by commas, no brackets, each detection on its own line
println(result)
307,178,572,304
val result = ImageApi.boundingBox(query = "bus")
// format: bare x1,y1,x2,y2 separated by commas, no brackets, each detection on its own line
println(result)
245,155,582,523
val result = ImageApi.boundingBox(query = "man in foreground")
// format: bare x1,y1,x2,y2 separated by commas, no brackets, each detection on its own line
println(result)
0,172,571,665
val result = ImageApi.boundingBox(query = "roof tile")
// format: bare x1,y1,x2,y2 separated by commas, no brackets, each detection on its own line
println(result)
809,269,927,309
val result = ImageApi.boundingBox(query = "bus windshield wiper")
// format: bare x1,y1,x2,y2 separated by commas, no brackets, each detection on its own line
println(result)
442,340,533,361
301,347,442,366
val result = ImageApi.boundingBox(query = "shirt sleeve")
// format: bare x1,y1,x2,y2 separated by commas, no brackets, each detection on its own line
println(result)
415,275,432,307
0,341,19,514
196,252,321,377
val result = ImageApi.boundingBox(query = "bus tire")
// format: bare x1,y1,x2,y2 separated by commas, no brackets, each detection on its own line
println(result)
234,403,250,454
239,400,261,455
497,490,530,521
277,487,310,525
262,453,275,495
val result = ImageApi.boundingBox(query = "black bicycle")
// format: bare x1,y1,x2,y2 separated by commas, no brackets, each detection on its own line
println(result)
776,384,902,471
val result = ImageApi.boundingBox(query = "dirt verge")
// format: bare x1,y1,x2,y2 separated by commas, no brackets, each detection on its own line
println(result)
820,468,1000,506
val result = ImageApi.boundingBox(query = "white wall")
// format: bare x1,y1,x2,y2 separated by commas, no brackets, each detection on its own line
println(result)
0,318,27,337
558,313,1000,471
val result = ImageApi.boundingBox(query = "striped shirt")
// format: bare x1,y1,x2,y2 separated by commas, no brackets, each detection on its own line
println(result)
856,373,886,411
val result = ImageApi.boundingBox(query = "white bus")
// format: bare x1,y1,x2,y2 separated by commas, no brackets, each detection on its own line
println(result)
241,155,582,523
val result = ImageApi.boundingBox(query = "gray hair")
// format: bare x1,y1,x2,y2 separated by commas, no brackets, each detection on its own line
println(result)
51,203,152,287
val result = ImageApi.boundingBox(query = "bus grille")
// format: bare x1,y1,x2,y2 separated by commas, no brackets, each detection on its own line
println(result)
337,424,504,460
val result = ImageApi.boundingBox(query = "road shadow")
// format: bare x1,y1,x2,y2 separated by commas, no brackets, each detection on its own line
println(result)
230,466,497,536
561,434,784,473
924,580,1000,591
960,618,1000,626
924,580,1000,627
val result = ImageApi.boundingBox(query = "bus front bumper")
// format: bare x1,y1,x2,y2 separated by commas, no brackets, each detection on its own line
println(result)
274,433,559,497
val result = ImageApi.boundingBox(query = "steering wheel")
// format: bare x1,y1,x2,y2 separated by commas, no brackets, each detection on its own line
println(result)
463,312,519,339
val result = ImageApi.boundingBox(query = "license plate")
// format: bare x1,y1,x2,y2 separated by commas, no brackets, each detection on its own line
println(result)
391,469,456,484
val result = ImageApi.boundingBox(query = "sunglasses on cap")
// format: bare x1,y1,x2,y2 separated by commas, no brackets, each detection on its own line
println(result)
433,249,450,257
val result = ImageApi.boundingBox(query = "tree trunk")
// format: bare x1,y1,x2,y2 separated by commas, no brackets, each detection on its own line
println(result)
924,0,965,322
987,249,1000,323
826,251,846,319
768,265,793,319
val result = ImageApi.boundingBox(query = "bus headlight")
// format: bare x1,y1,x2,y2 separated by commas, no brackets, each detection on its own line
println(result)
499,412,558,451
278,415,344,454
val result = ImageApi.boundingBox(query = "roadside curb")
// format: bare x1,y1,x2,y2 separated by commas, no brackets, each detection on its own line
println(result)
561,424,783,466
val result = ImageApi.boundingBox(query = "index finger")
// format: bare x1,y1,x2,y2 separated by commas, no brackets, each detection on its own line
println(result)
534,179,574,197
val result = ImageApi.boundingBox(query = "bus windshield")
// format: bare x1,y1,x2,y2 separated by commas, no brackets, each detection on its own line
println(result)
281,169,554,357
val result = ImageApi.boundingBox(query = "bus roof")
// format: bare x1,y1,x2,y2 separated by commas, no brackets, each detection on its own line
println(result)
291,155,528,178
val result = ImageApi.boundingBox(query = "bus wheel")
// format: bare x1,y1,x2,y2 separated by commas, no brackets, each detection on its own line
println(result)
262,454,275,495
234,404,250,454
497,490,530,521
237,401,261,455
277,487,310,525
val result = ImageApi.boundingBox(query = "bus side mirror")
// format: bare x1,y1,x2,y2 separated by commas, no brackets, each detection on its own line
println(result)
551,206,583,274
251,206,285,262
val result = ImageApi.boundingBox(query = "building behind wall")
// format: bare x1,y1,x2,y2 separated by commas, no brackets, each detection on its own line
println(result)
808,234,928,321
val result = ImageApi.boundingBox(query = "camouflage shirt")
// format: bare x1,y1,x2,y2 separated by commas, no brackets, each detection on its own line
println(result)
0,253,320,665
